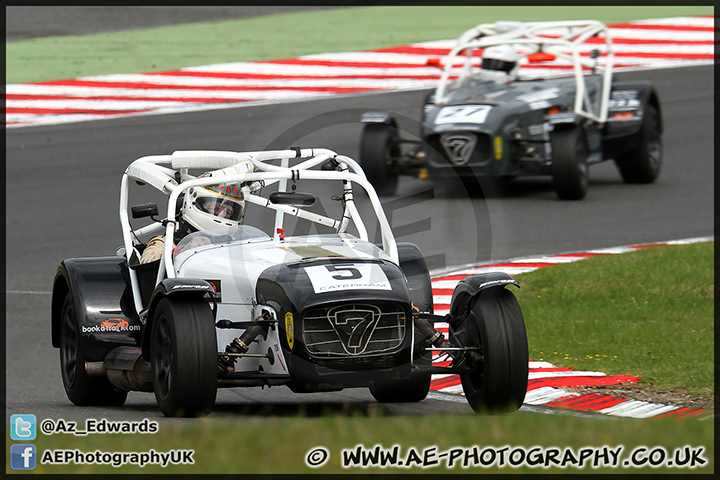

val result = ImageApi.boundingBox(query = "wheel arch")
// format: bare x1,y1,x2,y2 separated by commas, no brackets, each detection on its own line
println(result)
603,82,663,164
361,110,400,129
50,257,140,359
449,272,519,318
605,81,662,138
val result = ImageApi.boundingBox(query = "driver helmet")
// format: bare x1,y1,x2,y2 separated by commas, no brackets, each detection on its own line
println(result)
481,44,520,81
182,181,245,233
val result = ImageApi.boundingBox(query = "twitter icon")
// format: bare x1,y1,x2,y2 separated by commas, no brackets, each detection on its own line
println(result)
11,414,37,441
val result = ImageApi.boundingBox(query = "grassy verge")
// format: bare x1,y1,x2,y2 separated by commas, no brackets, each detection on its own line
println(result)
7,242,714,475
6,6,713,84
516,241,714,397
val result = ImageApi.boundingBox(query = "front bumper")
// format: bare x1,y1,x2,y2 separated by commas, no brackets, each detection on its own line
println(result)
287,299,415,388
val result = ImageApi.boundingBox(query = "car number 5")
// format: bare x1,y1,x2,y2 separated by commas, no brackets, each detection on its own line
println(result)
304,263,392,293
325,265,362,280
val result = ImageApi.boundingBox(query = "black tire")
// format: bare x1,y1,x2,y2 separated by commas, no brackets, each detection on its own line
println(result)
614,103,662,183
151,296,217,417
398,243,434,315
551,126,589,200
459,175,488,199
420,89,434,124
368,243,433,403
369,358,432,403
359,123,400,196
456,287,528,413
59,292,128,406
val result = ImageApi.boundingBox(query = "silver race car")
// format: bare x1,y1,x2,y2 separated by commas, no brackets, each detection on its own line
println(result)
360,20,663,199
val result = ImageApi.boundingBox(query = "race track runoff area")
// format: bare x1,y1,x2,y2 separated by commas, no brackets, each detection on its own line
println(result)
6,16,714,128
428,237,713,419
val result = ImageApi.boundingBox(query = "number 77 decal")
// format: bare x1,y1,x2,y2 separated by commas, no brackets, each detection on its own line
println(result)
435,105,492,125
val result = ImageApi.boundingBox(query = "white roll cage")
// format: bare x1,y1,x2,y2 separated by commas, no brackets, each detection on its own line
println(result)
119,148,398,316
434,20,615,124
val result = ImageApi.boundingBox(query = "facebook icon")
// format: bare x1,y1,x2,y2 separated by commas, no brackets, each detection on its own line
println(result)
11,444,37,470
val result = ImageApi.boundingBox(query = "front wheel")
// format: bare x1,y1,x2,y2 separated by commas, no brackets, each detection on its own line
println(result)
551,126,589,200
454,287,528,413
151,297,218,417
359,123,401,196
59,292,128,406
614,103,662,183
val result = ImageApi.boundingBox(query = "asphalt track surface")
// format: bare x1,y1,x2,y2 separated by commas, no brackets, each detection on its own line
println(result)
5,8,714,422
5,6,343,41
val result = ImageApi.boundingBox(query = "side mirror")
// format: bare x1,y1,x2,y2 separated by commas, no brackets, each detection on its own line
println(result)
269,192,316,207
131,203,159,219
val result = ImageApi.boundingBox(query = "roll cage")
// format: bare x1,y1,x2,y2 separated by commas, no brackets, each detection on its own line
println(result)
119,148,398,316
434,20,615,124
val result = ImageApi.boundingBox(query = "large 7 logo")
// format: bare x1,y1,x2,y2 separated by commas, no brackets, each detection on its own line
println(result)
304,263,391,293
327,304,382,354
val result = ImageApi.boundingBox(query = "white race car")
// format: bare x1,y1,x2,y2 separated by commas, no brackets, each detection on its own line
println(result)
51,148,528,417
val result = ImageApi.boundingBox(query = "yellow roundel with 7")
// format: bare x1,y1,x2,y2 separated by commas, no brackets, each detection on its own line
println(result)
285,312,294,350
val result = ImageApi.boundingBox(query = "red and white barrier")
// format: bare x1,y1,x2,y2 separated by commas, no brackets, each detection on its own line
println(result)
6,16,714,128
428,236,714,419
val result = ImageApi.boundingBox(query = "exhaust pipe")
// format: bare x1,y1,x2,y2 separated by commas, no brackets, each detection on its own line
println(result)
85,361,107,377
91,346,154,392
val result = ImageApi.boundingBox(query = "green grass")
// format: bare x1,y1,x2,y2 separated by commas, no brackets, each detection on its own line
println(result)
516,241,714,397
7,242,715,475
6,6,713,84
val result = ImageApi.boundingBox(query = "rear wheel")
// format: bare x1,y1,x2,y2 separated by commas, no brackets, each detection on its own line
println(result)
455,287,528,413
615,103,662,183
59,292,128,406
151,297,217,417
551,126,589,200
359,123,401,196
